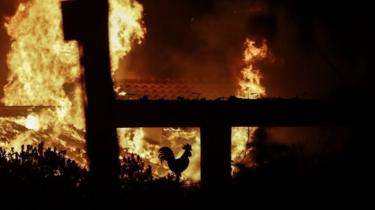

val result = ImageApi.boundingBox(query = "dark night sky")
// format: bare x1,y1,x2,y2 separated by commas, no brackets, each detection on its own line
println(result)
1,0,374,99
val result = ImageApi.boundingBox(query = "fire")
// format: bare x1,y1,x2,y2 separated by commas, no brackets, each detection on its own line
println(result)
117,39,269,181
109,0,145,76
161,128,201,181
3,0,82,128
24,114,40,131
1,0,85,161
232,38,268,169
0,0,267,182
237,39,267,99
118,128,201,182
1,0,145,167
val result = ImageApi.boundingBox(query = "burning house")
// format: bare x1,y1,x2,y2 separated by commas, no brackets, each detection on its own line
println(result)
0,0,272,183
0,0,371,208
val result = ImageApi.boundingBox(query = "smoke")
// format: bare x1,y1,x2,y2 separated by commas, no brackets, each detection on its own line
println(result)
1,0,373,99
119,0,373,98
264,0,374,98
2,0,372,99
117,0,370,159
266,127,353,157
0,1,19,17
119,0,256,95
0,0,370,161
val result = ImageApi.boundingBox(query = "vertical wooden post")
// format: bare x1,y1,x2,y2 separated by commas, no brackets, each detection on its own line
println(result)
201,123,232,194
62,0,120,204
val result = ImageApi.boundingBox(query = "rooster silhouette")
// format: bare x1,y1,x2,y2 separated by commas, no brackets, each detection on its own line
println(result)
158,144,192,182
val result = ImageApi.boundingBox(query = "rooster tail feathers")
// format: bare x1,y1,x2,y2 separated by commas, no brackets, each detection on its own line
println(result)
158,147,175,163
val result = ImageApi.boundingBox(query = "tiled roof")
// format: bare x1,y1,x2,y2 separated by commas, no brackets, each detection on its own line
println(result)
117,80,200,100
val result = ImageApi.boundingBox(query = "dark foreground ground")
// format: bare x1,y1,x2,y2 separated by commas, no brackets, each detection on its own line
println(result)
0,126,372,210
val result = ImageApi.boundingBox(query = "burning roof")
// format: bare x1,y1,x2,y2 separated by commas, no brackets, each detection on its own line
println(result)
117,79,200,100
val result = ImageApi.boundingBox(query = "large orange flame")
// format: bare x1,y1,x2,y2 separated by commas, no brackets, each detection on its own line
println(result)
237,39,267,99
0,0,145,168
109,0,145,75
1,0,86,165
232,38,268,171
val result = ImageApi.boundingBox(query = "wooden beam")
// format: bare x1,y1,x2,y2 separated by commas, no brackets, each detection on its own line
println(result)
113,99,364,127
0,106,54,117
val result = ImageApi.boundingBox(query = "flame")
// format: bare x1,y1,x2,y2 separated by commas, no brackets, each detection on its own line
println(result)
232,38,268,170
1,0,145,168
118,128,201,182
117,39,268,181
3,0,83,127
161,128,200,181
0,0,267,182
1,0,85,163
236,39,267,99
109,0,145,76
24,114,40,131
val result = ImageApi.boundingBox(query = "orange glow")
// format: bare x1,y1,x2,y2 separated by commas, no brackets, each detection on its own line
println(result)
1,0,85,164
0,0,268,182
109,0,145,75
1,0,145,168
118,128,201,182
232,38,268,171
236,39,267,99
24,114,40,131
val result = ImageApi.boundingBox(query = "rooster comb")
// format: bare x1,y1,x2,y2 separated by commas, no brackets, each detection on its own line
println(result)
183,144,192,151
